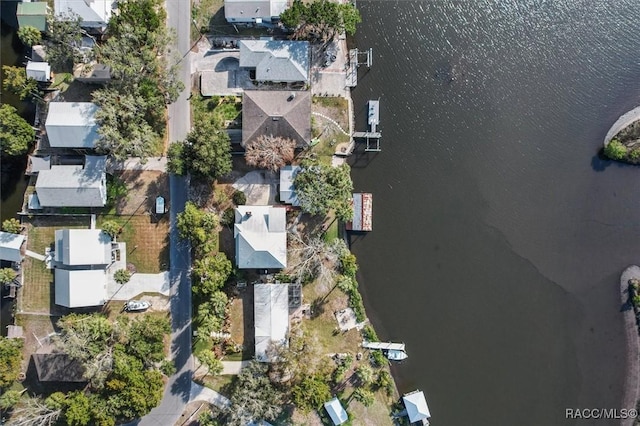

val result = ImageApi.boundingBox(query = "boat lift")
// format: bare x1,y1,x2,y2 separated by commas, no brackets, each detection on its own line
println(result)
352,99,382,151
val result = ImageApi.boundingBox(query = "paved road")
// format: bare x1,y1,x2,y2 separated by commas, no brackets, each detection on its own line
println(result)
132,1,193,425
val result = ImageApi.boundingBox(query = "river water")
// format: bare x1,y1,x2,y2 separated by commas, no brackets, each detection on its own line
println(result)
350,1,640,424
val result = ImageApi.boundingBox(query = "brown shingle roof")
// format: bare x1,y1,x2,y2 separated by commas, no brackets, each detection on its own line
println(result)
242,90,311,148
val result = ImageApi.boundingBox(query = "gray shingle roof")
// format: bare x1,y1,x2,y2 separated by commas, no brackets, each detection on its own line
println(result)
32,353,87,382
239,40,309,83
35,156,107,207
242,90,311,147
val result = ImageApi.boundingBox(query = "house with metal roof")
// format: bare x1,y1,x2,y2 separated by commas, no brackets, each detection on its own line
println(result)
279,165,300,206
54,0,114,32
34,156,107,208
45,102,99,148
0,231,25,263
242,90,311,148
224,0,288,25
239,40,310,83
234,206,287,269
54,229,112,267
402,390,431,424
26,61,51,82
254,283,289,362
324,397,348,425
55,269,107,307
17,2,48,32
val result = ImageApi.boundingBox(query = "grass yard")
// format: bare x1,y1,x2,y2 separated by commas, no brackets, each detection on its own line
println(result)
310,96,352,164
192,94,242,125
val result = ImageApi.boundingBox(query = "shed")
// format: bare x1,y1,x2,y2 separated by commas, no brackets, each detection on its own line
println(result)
254,283,289,362
55,268,107,307
403,390,431,423
324,397,348,425
0,231,25,263
17,2,48,31
26,61,51,82
54,229,112,267
45,102,99,148
32,353,86,382
279,165,300,206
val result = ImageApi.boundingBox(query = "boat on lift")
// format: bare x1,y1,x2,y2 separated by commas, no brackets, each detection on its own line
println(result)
362,341,408,361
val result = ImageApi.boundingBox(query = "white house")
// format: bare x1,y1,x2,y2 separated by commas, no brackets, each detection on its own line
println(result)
254,283,289,362
324,397,348,425
54,229,112,267
34,156,107,208
45,102,99,148
403,390,431,424
0,231,25,263
54,0,114,32
234,206,287,269
224,0,288,25
26,62,51,82
279,165,300,206
55,269,107,307
239,40,310,83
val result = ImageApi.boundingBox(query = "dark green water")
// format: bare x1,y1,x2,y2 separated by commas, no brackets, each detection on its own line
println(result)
351,1,640,424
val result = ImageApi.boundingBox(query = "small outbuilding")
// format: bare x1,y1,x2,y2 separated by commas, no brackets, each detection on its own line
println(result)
279,165,300,206
0,231,25,263
55,268,107,307
324,397,348,425
402,390,431,424
26,61,51,82
254,283,289,362
17,2,48,31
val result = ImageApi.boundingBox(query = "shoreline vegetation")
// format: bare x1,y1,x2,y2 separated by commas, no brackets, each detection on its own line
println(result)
602,106,640,163
620,267,640,426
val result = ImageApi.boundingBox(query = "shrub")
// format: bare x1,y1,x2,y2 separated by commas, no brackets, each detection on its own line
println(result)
361,325,378,342
101,220,120,238
232,190,246,206
370,350,387,368
221,208,236,226
630,148,640,162
2,218,21,234
114,269,132,285
604,139,627,160
0,268,17,285
160,359,176,376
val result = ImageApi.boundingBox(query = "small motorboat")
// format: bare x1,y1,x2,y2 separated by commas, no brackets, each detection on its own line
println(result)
123,300,151,312
385,349,408,361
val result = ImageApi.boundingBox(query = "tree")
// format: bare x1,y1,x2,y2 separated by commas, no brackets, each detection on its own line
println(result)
0,337,23,389
0,104,35,156
167,142,186,175
2,66,40,101
291,374,331,412
604,138,628,160
294,158,353,221
114,269,131,285
2,218,22,234
0,389,23,410
45,14,83,72
176,202,220,255
63,392,91,426
281,0,361,40
224,361,282,426
232,190,246,206
101,221,120,239
195,291,228,335
245,135,296,172
288,234,343,286
197,350,223,375
17,26,41,46
192,253,232,296
7,396,62,426
0,268,17,285
183,120,232,179
125,315,170,364
351,388,374,407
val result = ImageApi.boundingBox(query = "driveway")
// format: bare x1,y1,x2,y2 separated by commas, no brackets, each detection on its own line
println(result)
310,38,350,97
232,170,278,205
192,44,252,96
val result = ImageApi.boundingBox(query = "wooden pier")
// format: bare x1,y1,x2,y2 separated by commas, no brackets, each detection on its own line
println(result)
346,48,373,88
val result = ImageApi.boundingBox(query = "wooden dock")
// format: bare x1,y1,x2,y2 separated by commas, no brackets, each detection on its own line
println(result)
346,193,372,231
352,99,382,151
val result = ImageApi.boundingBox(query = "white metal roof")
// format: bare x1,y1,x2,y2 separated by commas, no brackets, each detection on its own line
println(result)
279,165,300,206
254,283,289,362
55,269,106,307
26,61,51,82
234,206,287,269
55,0,112,27
54,229,112,266
324,397,348,425
403,390,431,423
45,102,99,148
0,231,25,263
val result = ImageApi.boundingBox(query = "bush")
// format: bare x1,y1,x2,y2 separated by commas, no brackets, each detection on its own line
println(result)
370,350,387,368
106,174,128,208
630,148,640,161
101,220,120,239
160,359,176,376
2,218,21,234
604,139,628,160
114,269,132,285
232,190,246,206
361,325,378,342
221,208,236,226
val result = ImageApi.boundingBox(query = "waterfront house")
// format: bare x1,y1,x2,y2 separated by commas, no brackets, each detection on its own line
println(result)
324,397,348,425
34,156,107,208
45,102,99,149
54,229,112,267
279,165,301,206
55,269,107,307
31,353,87,383
0,231,26,263
239,40,310,83
224,0,288,25
26,61,51,82
402,390,431,424
242,90,311,148
17,2,48,32
254,283,289,362
234,205,287,269
54,0,114,34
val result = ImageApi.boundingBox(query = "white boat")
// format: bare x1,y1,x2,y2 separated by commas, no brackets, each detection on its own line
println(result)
124,300,151,312
385,349,408,361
